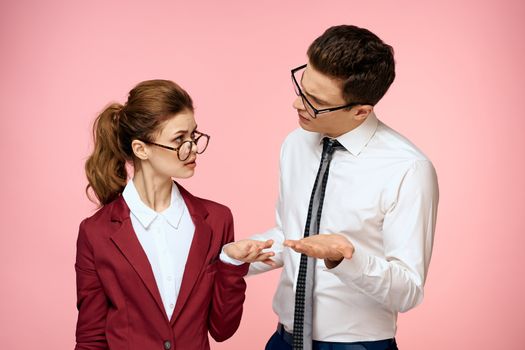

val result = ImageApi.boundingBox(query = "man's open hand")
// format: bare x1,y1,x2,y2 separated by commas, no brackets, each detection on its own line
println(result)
284,234,354,268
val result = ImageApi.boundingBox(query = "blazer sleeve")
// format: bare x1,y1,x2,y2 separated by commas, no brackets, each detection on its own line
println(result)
74,220,109,350
207,208,250,342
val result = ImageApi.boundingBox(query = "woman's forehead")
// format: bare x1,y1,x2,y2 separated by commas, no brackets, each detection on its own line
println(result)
159,111,196,135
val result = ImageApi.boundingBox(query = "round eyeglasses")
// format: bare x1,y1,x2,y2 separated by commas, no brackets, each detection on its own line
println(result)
142,132,210,161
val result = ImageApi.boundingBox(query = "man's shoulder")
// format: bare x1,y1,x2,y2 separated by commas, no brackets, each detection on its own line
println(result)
281,127,318,153
375,120,432,163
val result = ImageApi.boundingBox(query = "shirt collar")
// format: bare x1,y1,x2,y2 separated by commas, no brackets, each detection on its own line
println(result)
318,112,379,156
122,179,185,229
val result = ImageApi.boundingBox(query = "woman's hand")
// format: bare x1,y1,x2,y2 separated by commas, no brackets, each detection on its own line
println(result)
224,239,277,267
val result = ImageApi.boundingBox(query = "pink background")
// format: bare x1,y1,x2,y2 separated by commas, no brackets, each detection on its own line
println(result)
1,0,524,348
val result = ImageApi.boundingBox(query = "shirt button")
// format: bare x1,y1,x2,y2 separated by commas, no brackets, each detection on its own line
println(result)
169,303,175,309
167,276,172,281
163,340,171,349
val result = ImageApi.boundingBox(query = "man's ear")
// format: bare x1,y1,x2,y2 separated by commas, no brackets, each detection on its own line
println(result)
131,139,149,160
353,105,373,121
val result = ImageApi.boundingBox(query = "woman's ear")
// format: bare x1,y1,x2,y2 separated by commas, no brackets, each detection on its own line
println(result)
353,105,373,121
131,140,149,160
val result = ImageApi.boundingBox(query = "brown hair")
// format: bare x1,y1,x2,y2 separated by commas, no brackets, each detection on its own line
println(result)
307,25,396,106
85,79,194,206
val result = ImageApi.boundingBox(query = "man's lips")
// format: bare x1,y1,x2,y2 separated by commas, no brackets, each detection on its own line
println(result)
298,113,311,122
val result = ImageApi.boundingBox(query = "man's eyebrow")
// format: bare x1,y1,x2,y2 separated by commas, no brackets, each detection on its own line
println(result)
303,89,331,106
300,75,330,105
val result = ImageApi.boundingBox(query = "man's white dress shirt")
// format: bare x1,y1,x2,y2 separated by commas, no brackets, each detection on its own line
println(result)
123,180,195,320
222,112,439,342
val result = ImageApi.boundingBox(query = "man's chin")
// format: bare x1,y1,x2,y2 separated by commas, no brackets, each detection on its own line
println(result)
298,120,318,133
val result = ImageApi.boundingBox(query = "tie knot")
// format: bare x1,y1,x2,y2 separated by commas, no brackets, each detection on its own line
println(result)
322,137,343,155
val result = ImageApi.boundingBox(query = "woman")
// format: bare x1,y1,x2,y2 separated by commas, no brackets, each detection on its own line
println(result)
75,79,249,350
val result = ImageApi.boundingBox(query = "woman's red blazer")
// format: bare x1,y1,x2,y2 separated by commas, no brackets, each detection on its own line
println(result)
74,183,249,350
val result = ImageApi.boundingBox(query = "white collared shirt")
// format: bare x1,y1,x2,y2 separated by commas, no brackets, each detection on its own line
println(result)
223,112,439,342
122,180,195,319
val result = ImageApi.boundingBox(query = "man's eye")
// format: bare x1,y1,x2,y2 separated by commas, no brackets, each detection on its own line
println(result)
174,137,183,144
312,100,325,108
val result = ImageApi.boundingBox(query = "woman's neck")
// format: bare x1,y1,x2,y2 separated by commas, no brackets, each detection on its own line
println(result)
132,169,173,213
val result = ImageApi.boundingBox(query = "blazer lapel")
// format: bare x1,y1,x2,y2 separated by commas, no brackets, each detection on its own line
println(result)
109,196,169,323
170,182,212,325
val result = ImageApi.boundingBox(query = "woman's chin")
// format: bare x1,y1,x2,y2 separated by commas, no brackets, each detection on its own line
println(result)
172,169,195,179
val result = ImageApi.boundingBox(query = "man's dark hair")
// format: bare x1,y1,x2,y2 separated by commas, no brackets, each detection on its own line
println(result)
307,25,395,106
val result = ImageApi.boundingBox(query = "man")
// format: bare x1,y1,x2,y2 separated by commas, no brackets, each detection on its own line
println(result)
221,25,439,350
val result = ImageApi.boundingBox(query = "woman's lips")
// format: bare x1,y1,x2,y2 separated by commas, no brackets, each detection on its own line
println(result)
185,159,196,168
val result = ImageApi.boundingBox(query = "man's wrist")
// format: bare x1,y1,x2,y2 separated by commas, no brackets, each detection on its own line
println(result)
324,239,355,269
324,257,344,269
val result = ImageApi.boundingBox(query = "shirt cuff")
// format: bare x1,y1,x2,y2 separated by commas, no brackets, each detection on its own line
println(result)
324,242,368,280
219,244,245,266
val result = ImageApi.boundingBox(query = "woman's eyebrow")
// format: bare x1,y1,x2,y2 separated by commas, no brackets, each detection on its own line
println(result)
172,125,198,137
172,130,187,136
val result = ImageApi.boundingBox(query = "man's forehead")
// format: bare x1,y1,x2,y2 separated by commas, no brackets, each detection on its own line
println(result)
302,65,345,103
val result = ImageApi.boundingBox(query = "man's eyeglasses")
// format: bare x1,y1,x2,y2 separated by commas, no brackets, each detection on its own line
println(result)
142,132,210,161
291,64,367,119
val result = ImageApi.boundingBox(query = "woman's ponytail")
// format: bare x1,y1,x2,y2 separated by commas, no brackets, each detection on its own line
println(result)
85,103,128,206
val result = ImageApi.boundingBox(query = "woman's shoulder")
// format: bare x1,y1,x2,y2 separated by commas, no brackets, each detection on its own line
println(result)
190,196,235,243
192,195,233,219
78,196,126,236
176,182,232,219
